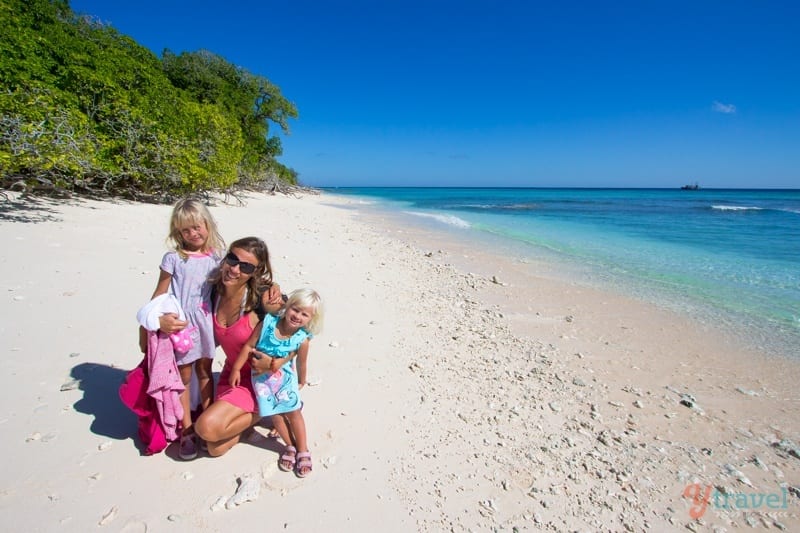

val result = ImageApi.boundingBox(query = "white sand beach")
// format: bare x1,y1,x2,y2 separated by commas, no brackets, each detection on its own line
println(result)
1,191,798,531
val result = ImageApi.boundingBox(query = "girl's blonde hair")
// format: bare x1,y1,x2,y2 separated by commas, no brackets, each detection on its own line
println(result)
283,288,324,335
167,197,225,257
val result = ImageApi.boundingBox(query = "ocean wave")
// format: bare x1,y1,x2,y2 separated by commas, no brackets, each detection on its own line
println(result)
404,211,471,228
449,203,540,211
711,205,800,215
498,203,541,210
711,205,763,211
442,203,495,210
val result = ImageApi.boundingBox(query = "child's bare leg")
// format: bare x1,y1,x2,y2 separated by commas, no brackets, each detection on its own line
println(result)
284,410,308,452
271,414,296,471
271,414,293,446
177,364,193,431
194,358,214,413
285,410,311,477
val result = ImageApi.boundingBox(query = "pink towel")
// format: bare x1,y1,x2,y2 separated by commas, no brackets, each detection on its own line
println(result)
119,360,168,455
146,331,185,441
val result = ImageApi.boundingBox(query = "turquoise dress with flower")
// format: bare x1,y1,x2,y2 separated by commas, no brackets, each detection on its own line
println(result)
253,313,311,417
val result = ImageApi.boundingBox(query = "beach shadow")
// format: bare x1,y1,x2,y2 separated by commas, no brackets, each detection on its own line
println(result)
247,428,286,455
0,194,68,223
0,194,119,223
70,362,135,441
70,364,283,459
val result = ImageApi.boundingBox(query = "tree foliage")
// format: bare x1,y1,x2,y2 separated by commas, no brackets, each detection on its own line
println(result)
0,0,300,201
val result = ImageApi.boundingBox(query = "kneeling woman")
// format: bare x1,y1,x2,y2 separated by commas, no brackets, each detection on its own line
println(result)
194,237,285,456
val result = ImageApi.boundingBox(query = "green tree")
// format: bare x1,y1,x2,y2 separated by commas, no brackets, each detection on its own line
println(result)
0,0,300,200
162,50,298,179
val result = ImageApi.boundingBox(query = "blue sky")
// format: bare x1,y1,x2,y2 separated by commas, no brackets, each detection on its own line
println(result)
68,0,799,188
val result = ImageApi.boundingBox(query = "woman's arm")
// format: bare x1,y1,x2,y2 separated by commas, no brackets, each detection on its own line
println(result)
267,350,296,373
261,282,284,316
250,350,273,376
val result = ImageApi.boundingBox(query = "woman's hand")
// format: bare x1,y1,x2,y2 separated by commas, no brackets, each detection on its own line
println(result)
265,283,283,305
158,313,188,334
268,356,289,373
250,350,271,376
229,369,241,388
262,283,284,315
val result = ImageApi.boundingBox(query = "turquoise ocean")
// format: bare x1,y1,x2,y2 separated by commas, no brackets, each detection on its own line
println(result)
324,187,800,359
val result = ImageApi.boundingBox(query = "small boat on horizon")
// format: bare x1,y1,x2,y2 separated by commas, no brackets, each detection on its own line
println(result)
680,182,700,190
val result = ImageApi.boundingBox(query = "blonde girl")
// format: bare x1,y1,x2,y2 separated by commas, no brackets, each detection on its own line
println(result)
146,197,224,460
230,288,324,477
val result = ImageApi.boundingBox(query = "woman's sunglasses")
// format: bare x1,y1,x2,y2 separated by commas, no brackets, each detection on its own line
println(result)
224,252,257,274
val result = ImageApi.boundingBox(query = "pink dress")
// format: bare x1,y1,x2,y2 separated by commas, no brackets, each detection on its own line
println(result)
213,312,257,413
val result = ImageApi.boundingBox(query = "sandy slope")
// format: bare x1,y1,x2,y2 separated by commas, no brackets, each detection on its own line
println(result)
0,191,797,532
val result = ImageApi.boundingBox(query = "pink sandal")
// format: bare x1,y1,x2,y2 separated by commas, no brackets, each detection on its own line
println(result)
295,451,312,478
279,446,297,472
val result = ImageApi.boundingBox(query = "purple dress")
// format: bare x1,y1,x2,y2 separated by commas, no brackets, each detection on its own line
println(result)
159,250,219,365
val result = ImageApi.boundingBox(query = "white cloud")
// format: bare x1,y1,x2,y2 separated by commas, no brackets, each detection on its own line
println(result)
712,101,737,114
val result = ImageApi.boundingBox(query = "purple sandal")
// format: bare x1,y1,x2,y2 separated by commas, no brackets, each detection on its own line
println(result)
295,451,312,478
279,446,297,472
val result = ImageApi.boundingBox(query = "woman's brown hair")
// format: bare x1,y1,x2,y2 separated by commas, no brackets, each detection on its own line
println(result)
210,236,273,312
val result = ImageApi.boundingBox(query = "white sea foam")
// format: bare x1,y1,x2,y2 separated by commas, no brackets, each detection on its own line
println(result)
452,203,539,210
711,205,763,211
711,205,800,215
451,204,496,209
404,211,471,228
